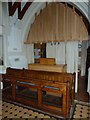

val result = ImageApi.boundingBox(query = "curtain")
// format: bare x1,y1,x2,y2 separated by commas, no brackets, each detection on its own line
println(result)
46,42,78,71
66,42,74,73
66,41,78,93
66,41,78,73
46,43,56,59
81,41,87,76
46,42,65,64
26,44,34,64
56,42,65,64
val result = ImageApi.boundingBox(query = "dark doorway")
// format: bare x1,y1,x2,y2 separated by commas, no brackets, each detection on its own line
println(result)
34,43,46,63
86,46,90,85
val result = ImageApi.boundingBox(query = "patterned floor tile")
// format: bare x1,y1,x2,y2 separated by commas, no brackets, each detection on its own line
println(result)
73,103,90,119
1,100,90,119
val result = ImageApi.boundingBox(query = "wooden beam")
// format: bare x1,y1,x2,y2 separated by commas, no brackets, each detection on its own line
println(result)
18,2,32,20
8,2,21,16
8,2,32,20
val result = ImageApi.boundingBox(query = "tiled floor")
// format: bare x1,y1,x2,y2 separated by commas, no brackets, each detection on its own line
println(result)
1,100,90,119
0,100,2,120
1,101,56,119
73,102,90,119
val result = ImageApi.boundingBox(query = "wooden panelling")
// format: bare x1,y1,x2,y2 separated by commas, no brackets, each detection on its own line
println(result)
25,3,88,44
2,68,75,118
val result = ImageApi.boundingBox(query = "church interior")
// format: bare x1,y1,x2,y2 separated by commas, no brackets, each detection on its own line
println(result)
0,1,90,119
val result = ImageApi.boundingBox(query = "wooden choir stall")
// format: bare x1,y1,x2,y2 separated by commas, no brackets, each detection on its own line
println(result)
2,59,75,118
28,58,67,73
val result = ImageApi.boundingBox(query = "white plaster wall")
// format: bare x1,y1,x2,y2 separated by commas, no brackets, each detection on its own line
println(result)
2,3,28,69
0,2,2,35
0,26,2,35
8,26,22,52
74,2,90,22
7,25,28,69
0,2,2,25
2,3,9,66
0,36,2,59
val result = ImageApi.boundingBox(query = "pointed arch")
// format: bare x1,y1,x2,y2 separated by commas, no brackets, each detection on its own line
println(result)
25,3,88,44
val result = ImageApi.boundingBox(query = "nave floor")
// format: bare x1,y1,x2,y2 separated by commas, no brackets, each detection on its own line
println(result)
0,100,90,119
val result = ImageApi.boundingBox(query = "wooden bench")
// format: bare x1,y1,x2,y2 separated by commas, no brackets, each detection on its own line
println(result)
2,68,75,118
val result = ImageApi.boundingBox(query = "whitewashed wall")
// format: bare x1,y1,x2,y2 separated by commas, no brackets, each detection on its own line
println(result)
7,25,28,69
1,3,28,69
1,2,47,69
0,36,2,59
0,2,2,26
